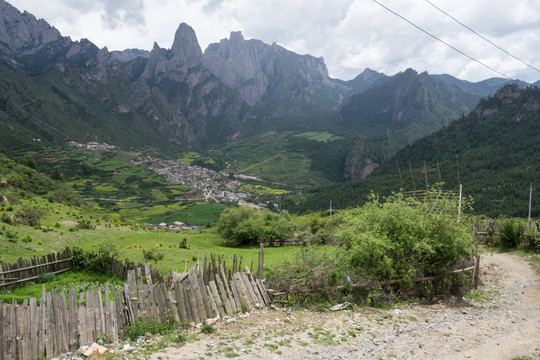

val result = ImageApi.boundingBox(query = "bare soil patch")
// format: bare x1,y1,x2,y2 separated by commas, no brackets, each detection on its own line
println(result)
148,252,540,360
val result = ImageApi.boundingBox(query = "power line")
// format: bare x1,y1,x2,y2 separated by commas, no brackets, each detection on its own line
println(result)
371,0,516,81
425,0,540,75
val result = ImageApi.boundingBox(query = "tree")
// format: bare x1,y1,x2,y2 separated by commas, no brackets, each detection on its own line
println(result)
338,190,474,284
50,166,63,181
216,207,294,246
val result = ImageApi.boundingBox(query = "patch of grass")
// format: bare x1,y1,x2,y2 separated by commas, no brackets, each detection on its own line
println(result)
309,328,339,346
125,315,188,340
293,131,343,142
94,184,118,192
277,339,291,347
464,289,500,302
200,324,215,334
263,343,278,351
0,270,123,304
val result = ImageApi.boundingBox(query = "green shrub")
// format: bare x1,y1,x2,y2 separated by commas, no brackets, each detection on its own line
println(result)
179,238,189,249
200,324,215,334
266,245,347,302
14,206,48,226
76,219,95,230
6,173,23,188
339,191,474,285
36,272,57,283
268,188,475,303
499,218,523,249
216,207,293,246
71,241,119,274
1,212,12,224
5,229,19,242
523,229,540,250
142,248,164,263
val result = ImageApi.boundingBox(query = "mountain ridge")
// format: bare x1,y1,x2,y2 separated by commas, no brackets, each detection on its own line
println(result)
0,0,533,201
285,83,540,217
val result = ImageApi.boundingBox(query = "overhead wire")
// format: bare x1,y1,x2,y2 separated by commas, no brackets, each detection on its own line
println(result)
425,0,540,76
371,0,516,81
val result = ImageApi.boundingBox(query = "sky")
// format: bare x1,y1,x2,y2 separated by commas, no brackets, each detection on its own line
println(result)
8,0,540,83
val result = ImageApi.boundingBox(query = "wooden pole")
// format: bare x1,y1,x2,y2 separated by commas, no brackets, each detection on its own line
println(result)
423,160,428,190
258,243,264,280
456,159,461,186
458,184,463,223
472,255,480,289
396,159,405,190
408,161,416,197
528,184,533,230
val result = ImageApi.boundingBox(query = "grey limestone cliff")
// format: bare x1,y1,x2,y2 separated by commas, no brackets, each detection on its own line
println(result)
203,31,348,112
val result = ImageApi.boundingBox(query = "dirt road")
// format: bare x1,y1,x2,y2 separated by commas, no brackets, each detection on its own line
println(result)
149,252,540,360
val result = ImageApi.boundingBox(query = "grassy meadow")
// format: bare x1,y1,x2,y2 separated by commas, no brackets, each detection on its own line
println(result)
0,196,299,275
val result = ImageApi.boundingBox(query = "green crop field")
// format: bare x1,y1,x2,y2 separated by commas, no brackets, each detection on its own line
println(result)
293,131,343,142
36,147,228,226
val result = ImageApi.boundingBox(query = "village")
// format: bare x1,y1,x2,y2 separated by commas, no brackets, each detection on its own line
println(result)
69,142,267,231
130,156,265,210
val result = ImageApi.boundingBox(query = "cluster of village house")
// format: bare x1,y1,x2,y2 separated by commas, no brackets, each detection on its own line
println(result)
131,156,264,209
69,141,117,151
155,221,199,232
70,142,265,230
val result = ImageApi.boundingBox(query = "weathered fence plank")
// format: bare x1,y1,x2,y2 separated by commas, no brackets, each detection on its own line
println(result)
208,281,225,319
174,282,188,322
68,290,77,352
188,270,206,323
0,247,273,360
214,274,233,317
197,270,213,318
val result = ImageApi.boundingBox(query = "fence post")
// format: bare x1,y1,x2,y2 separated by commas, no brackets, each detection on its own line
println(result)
472,255,481,289
258,243,264,280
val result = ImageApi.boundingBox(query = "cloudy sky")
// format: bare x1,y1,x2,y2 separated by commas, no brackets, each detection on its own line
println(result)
8,0,540,82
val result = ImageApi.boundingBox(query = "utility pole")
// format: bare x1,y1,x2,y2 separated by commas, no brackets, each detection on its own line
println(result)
528,184,533,230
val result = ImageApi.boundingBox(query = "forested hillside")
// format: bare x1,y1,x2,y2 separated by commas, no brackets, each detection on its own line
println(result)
284,84,540,218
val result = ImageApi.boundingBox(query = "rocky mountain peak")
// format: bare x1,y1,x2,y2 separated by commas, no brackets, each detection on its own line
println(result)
142,23,204,82
0,0,62,53
229,31,244,43
170,23,203,65
494,83,521,102
0,0,100,74
203,30,347,109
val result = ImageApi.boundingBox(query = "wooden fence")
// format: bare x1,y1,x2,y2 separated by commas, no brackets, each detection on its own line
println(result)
0,248,72,289
268,254,481,301
0,249,270,360
0,247,166,290
471,217,540,243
